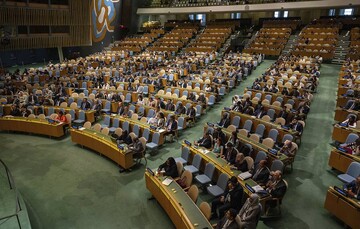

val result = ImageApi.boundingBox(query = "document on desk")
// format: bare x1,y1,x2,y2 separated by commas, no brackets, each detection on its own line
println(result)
162,178,173,186
79,127,86,131
158,129,165,133
238,171,252,180
252,185,264,192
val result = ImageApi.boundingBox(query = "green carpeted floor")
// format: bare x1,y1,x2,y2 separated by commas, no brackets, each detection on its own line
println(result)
0,60,345,229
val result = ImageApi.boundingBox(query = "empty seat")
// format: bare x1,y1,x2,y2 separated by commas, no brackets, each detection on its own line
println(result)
195,163,215,185
184,154,202,174
207,173,229,197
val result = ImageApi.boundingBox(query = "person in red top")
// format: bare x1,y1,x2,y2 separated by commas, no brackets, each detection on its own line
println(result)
55,110,67,123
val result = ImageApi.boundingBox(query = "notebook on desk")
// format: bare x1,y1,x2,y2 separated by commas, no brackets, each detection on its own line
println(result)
238,171,252,180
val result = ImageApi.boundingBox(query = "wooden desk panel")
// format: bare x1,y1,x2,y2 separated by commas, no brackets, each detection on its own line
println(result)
145,172,212,229
331,125,358,143
70,129,133,169
324,187,360,229
334,108,359,122
0,117,65,137
328,149,360,173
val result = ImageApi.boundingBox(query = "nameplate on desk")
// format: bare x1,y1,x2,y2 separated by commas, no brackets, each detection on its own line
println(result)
334,186,348,197
245,183,255,193
118,144,126,150
146,167,155,176
79,127,86,131
184,140,192,146
238,171,252,180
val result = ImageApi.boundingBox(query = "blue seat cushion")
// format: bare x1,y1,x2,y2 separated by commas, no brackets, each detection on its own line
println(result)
337,174,356,183
195,174,211,184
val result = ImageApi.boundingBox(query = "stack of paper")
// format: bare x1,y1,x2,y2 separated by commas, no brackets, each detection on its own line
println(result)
162,178,173,186
238,171,252,180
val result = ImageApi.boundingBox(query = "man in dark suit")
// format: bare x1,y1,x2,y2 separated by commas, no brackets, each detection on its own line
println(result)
164,115,177,142
218,112,230,128
26,93,38,106
265,170,287,214
287,117,303,135
215,209,238,229
194,132,212,149
185,104,196,123
165,99,175,111
80,98,91,110
277,106,289,122
174,103,186,115
211,176,244,219
224,142,238,165
252,160,270,186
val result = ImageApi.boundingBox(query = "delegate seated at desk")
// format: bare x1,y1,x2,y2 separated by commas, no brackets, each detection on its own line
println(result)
157,157,178,178
264,170,287,213
194,132,213,149
218,112,231,128
164,115,177,141
215,209,238,229
211,176,244,220
252,160,270,186
236,194,262,229
340,138,360,156
287,117,303,135
223,142,239,165
343,175,360,200
340,115,357,128
230,153,249,172
80,98,91,110
126,137,144,160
